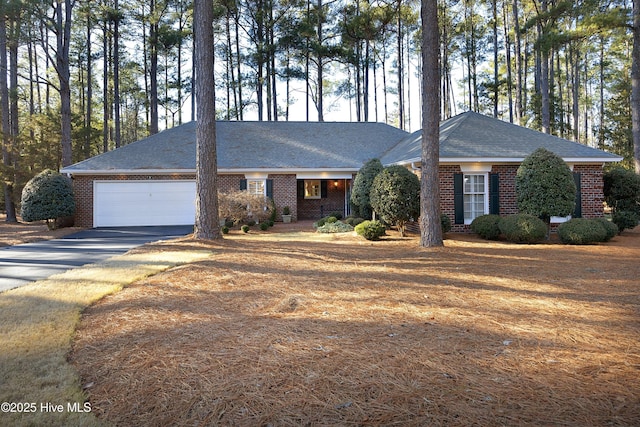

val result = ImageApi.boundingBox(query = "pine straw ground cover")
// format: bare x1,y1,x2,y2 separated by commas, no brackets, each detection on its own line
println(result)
70,225,640,426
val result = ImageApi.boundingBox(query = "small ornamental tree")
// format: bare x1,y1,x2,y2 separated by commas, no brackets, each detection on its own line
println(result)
603,167,640,214
350,158,383,219
516,147,576,230
370,165,420,237
21,169,76,230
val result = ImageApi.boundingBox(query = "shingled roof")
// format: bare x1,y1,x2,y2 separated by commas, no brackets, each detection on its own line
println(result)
380,111,622,165
61,112,621,175
61,121,409,174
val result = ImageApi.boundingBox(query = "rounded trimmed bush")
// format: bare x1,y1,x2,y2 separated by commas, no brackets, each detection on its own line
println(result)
557,218,607,245
594,218,618,242
441,213,452,234
370,165,420,237
498,214,547,243
355,220,386,241
470,214,501,240
516,148,576,222
241,225,250,233
260,222,269,231
222,226,230,234
21,169,75,230
326,216,338,224
612,210,639,234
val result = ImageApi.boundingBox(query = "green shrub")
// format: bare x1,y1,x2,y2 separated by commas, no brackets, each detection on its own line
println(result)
558,218,608,245
316,220,354,233
260,222,269,231
498,214,547,243
326,216,338,223
355,220,387,241
516,148,576,223
246,219,256,227
241,225,250,233
222,226,230,234
612,210,639,234
345,217,365,227
441,213,452,234
603,167,640,215
370,165,420,237
329,212,343,220
351,158,384,219
470,214,502,240
594,218,618,241
21,169,76,230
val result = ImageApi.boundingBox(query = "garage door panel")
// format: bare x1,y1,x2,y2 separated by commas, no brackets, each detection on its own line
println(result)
94,181,196,227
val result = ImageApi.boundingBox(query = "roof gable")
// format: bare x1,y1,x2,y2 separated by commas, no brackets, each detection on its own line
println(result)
380,111,623,165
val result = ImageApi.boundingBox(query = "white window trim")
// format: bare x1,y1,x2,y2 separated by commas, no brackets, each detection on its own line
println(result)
463,173,489,225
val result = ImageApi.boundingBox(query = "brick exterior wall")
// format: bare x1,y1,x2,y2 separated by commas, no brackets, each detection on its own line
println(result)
426,163,605,233
72,164,606,230
270,174,298,221
574,164,605,218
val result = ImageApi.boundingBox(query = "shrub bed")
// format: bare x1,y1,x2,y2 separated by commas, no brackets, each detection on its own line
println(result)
470,214,501,240
498,214,547,243
316,221,354,234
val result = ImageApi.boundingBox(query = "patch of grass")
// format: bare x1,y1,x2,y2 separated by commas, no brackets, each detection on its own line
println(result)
0,248,210,427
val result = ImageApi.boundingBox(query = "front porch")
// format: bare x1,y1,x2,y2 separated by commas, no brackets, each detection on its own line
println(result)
296,178,352,220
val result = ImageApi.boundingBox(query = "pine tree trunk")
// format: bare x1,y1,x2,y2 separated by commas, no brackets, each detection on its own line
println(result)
633,0,640,172
149,0,159,135
194,0,221,240
114,0,121,147
512,0,522,124
420,0,443,248
0,15,16,222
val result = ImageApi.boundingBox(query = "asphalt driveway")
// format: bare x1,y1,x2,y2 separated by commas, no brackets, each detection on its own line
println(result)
0,225,193,292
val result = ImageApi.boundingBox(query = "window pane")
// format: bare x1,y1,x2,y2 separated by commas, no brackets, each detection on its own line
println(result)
304,180,321,199
248,180,265,196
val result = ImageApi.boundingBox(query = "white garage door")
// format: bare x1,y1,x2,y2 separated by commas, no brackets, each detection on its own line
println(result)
94,181,196,227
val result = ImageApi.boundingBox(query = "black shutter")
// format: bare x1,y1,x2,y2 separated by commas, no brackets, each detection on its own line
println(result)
321,180,328,198
573,172,582,218
454,173,464,224
489,173,500,215
266,179,273,199
240,179,247,191
297,180,305,198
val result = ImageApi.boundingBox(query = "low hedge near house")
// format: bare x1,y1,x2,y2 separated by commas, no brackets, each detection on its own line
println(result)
470,214,502,240
558,218,607,245
498,214,547,243
558,218,618,245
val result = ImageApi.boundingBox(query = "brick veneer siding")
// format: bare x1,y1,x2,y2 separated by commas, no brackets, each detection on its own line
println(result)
573,164,605,218
435,163,605,233
270,174,298,221
73,164,605,229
